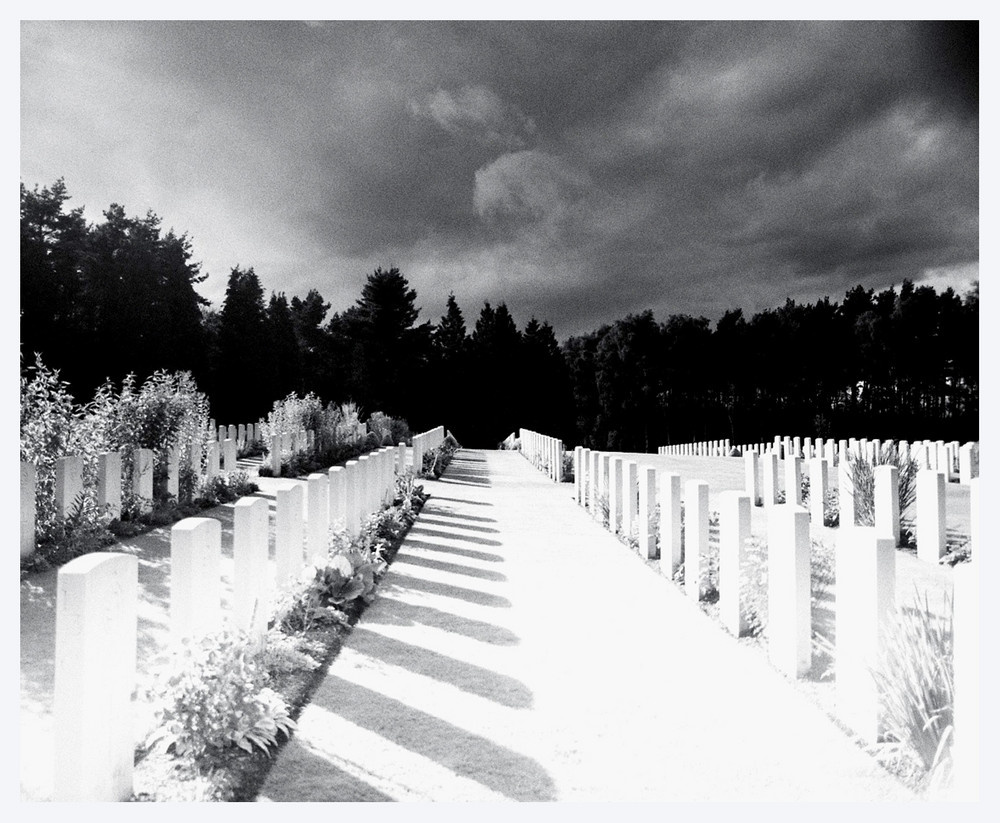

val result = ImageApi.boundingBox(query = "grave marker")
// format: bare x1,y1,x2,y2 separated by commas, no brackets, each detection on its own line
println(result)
98,452,122,519
233,497,270,640
170,517,222,641
53,552,137,801
767,505,811,677
719,491,751,637
275,485,305,589
916,470,946,562
684,480,709,600
835,527,895,744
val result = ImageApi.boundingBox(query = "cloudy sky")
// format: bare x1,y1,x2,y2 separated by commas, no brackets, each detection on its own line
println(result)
20,18,979,339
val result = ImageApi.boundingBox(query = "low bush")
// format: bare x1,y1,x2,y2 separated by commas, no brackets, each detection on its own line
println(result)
419,433,461,479
137,471,429,800
561,452,574,483
144,630,297,761
21,358,215,570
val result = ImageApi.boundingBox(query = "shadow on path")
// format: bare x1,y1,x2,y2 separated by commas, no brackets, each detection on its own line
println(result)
429,495,493,507
413,515,499,534
400,553,507,583
424,510,497,525
363,594,520,646
349,627,531,709
381,571,512,609
406,526,502,547
310,675,556,801
401,537,503,564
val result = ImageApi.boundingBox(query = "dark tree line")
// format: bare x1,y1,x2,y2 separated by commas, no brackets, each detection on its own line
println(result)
563,284,979,451
22,180,977,449
19,180,575,444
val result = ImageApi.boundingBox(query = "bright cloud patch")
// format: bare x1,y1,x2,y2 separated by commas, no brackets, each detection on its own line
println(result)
411,85,535,150
473,150,590,227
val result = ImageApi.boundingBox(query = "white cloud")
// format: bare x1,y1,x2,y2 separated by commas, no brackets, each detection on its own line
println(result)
915,263,979,296
410,85,535,150
473,150,589,226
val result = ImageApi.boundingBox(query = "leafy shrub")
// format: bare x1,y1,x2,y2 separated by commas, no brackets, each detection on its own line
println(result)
561,452,574,483
21,358,212,555
145,631,296,760
419,433,461,479
194,471,259,508
824,488,840,527
368,411,411,447
20,357,81,544
254,628,324,676
873,589,954,788
273,581,350,635
306,550,382,607
237,436,266,459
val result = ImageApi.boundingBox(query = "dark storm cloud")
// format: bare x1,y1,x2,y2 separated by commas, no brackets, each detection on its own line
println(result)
20,20,977,338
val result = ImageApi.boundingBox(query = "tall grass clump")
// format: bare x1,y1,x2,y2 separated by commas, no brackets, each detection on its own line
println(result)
846,445,919,528
873,588,954,790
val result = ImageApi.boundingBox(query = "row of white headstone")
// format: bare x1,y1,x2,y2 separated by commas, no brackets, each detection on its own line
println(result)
213,420,263,448
572,445,979,796
411,425,446,476
660,434,980,483
48,440,415,801
742,450,980,562
19,418,324,559
519,428,564,482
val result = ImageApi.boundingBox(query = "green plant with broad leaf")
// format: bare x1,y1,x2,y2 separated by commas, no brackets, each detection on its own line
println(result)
145,630,296,760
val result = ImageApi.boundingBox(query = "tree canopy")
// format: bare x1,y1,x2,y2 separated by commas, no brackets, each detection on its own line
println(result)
21,179,978,446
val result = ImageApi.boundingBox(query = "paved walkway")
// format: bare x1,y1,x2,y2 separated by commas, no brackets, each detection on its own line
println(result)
257,449,913,801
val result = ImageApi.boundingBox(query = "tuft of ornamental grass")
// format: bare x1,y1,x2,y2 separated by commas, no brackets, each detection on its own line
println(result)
846,445,919,527
872,587,954,790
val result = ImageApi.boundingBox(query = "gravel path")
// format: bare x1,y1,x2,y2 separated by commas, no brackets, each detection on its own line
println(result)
257,449,914,802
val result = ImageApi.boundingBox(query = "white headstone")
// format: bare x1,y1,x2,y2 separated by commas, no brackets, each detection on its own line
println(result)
659,472,682,574
223,438,237,474
306,473,329,562
275,484,305,589
98,452,122,519
767,505,811,678
328,466,346,532
609,458,624,534
874,464,900,547
233,496,270,640
21,462,36,557
132,448,153,512
916,470,946,563
835,527,895,744
638,466,656,559
166,443,180,500
55,454,84,519
719,491,751,637
684,480,709,600
170,517,222,641
53,552,137,801
762,452,778,505
785,455,803,505
745,451,761,506
809,457,828,527
625,461,638,538
206,441,220,480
